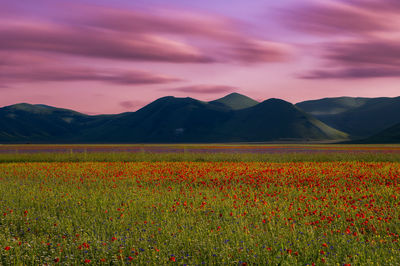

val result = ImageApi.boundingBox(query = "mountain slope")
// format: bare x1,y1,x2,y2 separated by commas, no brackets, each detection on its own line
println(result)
0,103,109,142
296,96,400,137
0,94,349,143
84,96,234,142
216,98,347,142
209,93,259,110
362,123,400,143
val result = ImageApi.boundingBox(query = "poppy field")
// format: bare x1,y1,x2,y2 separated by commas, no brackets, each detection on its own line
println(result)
1,158,400,265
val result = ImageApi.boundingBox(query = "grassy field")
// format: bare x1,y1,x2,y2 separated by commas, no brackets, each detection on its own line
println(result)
1,145,400,264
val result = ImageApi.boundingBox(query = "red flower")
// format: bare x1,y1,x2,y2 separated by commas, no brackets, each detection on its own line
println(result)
169,256,176,262
84,259,91,263
54,258,60,263
4,246,10,251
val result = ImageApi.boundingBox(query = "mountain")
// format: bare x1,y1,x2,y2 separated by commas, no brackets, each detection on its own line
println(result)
86,97,347,143
296,96,400,138
0,103,109,142
0,94,349,143
361,123,400,143
85,96,233,142
216,98,347,142
209,92,259,110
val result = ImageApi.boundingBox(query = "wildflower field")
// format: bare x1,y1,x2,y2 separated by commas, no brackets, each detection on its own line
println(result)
1,147,400,264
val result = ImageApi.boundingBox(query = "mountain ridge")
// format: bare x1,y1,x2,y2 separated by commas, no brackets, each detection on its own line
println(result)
296,96,400,138
0,94,349,143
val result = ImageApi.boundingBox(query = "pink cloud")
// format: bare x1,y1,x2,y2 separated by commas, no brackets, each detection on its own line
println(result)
282,0,400,79
300,40,400,79
119,100,149,110
0,22,212,63
324,40,400,67
168,85,236,94
281,1,390,36
0,55,181,85
0,4,290,65
300,67,400,79
79,6,292,63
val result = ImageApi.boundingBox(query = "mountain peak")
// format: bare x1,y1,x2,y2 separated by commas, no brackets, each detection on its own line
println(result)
209,92,259,110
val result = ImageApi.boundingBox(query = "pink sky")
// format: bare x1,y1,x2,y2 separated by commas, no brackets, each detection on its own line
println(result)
1,0,399,114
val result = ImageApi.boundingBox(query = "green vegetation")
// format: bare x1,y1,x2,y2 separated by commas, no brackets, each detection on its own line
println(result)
1,151,400,163
1,161,400,264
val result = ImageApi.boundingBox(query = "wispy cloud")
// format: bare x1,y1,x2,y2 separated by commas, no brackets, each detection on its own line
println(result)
167,85,236,94
119,100,149,110
0,54,181,85
282,0,400,79
0,4,291,65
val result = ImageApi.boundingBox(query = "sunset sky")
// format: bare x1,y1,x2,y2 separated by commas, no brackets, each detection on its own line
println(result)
1,0,400,114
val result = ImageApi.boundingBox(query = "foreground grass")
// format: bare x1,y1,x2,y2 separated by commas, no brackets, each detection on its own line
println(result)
1,161,400,264
1,151,400,163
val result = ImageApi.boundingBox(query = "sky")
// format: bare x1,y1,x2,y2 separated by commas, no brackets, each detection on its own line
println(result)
1,0,400,114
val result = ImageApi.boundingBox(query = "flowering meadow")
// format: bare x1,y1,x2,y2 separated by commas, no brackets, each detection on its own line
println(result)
1,158,400,265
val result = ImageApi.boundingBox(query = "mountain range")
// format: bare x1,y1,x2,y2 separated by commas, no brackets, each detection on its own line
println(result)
1,93,399,143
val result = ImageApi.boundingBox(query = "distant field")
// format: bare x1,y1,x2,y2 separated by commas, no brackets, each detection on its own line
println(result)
1,144,400,154
1,144,400,163
1,145,400,264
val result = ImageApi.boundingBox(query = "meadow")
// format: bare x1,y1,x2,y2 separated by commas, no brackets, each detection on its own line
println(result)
1,145,400,265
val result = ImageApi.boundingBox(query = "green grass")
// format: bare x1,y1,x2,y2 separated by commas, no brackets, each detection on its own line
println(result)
1,161,400,264
1,151,400,163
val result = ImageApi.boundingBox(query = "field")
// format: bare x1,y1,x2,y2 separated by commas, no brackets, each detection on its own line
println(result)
1,145,400,264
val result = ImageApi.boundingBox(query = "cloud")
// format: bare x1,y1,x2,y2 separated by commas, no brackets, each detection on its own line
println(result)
74,6,292,63
282,0,400,79
281,1,390,36
324,40,400,67
300,67,400,79
0,3,291,65
347,0,400,13
0,62,181,85
300,40,400,79
169,85,236,94
119,100,148,109
0,22,212,63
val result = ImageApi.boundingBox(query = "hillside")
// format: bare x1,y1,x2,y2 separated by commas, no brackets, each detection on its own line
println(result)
216,98,347,142
362,123,400,143
296,96,400,137
0,103,107,142
209,92,259,110
0,94,349,143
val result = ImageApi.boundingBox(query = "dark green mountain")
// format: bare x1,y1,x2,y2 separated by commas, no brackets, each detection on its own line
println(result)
85,96,234,142
296,96,400,138
0,94,349,143
216,98,347,142
209,92,259,110
0,103,115,142
362,123,400,143
86,97,347,143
